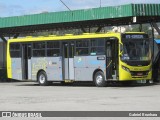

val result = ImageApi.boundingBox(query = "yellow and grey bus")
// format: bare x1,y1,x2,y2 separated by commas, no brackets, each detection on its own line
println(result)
7,32,152,87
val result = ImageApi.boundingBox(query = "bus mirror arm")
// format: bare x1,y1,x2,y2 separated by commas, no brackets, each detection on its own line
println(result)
119,51,123,57
119,44,123,57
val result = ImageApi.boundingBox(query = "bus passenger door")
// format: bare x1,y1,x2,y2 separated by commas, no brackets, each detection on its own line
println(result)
10,43,22,80
106,39,118,80
62,42,75,80
22,44,32,80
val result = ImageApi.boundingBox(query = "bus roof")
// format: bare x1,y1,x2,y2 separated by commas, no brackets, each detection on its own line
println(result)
8,32,148,43
8,32,121,42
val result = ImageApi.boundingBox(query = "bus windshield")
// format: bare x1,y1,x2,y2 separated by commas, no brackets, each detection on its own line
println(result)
121,39,151,61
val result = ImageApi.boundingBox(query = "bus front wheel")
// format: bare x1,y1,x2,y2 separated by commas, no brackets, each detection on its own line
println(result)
38,71,48,86
94,71,106,87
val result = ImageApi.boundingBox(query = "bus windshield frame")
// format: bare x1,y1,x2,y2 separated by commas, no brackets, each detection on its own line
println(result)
121,34,151,63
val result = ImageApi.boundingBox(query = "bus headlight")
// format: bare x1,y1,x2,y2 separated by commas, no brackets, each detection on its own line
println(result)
122,65,130,72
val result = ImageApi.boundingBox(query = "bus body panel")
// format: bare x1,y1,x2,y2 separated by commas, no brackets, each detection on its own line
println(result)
7,41,12,79
31,57,63,81
46,57,63,81
119,62,151,81
68,58,75,80
28,59,32,79
11,58,22,80
74,56,106,81
64,58,69,79
31,57,46,81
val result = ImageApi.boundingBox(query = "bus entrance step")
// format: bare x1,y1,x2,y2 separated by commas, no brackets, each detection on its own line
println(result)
64,80,74,83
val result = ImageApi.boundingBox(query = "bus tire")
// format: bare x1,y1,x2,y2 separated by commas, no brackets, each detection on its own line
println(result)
94,71,106,87
38,71,48,86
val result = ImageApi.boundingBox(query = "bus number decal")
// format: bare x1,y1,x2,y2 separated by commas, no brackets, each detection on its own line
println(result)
97,56,105,60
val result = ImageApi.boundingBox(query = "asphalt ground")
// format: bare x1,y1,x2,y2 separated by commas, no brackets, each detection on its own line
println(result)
0,81,160,120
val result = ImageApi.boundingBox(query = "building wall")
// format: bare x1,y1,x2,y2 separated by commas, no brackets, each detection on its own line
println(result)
0,41,6,68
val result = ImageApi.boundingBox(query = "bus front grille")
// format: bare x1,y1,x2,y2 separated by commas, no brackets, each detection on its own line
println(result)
130,71,149,77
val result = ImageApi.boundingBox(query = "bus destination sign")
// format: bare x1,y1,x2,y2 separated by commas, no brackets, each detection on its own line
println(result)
122,34,148,39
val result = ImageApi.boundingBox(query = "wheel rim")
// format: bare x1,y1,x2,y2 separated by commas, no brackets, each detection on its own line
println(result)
96,75,103,85
39,74,45,84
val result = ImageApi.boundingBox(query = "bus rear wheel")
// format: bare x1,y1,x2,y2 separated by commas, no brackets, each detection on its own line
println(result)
38,71,48,86
94,71,106,87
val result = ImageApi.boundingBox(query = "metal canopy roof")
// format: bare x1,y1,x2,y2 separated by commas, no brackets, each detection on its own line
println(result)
0,4,160,35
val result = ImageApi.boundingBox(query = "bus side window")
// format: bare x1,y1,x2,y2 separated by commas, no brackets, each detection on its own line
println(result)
33,42,46,57
47,41,60,57
90,38,105,55
76,40,89,56
10,43,21,58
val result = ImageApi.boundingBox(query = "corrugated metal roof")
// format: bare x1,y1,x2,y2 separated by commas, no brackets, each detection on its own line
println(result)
132,4,160,16
0,4,160,29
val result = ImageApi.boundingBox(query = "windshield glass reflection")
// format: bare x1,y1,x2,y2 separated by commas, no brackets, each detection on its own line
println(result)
121,39,151,61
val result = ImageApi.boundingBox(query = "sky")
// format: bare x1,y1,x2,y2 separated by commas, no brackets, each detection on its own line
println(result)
0,0,159,17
